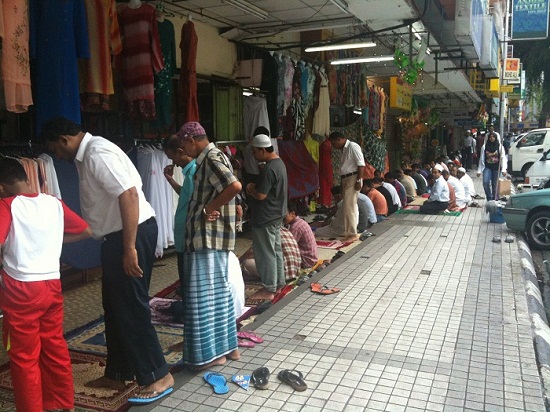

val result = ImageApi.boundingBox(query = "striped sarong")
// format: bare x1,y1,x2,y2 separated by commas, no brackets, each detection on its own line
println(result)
182,249,237,365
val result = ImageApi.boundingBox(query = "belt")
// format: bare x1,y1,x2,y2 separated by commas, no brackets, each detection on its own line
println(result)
104,217,156,240
341,171,358,179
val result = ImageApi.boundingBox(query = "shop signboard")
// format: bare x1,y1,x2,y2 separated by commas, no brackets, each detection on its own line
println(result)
389,77,412,111
511,0,550,40
503,58,521,81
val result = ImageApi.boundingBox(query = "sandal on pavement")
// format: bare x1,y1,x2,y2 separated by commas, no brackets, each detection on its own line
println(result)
277,369,307,392
203,372,229,394
128,387,173,404
251,366,270,390
238,339,255,348
237,331,264,343
310,282,341,295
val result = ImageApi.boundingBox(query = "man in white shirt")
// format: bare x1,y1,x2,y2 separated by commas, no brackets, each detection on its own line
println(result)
42,117,174,403
457,167,477,205
442,170,467,208
329,131,365,241
419,164,450,214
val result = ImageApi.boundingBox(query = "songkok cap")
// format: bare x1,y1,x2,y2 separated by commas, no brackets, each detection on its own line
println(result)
251,134,272,148
177,122,206,140
434,164,444,172
458,167,466,173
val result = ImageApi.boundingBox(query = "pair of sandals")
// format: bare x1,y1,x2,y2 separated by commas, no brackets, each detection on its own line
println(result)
251,366,307,392
310,282,340,295
237,330,263,348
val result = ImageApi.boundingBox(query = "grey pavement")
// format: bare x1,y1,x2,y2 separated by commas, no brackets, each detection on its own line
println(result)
132,176,547,412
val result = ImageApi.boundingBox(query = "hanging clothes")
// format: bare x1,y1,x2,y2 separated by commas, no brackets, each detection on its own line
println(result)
179,20,199,122
318,138,333,206
243,95,270,139
116,2,164,120
136,145,174,257
29,0,90,136
154,19,176,128
312,70,330,137
260,51,279,137
79,0,122,112
0,0,33,113
303,134,319,164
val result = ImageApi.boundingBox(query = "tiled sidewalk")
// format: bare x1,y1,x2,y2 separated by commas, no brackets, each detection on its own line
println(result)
134,180,546,411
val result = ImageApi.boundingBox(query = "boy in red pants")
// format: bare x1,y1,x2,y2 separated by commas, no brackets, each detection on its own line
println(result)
0,158,92,412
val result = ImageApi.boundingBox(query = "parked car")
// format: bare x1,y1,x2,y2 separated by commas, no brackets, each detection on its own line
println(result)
509,129,550,178
502,186,550,249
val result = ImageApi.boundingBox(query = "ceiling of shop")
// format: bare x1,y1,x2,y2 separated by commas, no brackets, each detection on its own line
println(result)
157,0,481,112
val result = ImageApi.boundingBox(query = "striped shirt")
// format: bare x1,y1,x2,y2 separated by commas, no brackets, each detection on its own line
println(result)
185,143,238,252
287,216,318,268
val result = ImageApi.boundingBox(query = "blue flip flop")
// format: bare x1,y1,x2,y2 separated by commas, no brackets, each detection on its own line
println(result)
128,387,173,404
204,372,229,394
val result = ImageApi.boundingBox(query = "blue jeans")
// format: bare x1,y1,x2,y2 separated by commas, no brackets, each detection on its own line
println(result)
483,168,499,200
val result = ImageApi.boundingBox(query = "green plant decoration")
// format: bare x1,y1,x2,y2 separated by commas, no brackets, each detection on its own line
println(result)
393,50,425,85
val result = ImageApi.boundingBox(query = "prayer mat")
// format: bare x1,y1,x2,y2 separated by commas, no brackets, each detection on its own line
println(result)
155,280,181,300
395,206,462,216
0,351,137,412
65,317,184,368
316,239,354,249
150,297,184,327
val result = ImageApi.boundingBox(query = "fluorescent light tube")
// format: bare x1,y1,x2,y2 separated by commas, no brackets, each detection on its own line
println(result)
305,42,376,52
224,0,269,20
331,55,394,65
330,0,349,14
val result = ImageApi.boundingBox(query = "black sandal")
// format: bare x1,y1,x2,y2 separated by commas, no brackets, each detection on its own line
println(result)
277,369,307,391
251,366,270,390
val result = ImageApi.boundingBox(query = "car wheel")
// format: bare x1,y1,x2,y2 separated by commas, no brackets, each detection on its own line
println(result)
521,163,533,179
526,211,550,250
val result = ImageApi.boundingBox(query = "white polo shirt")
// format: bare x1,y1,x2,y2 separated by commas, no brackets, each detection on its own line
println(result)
339,139,365,176
74,133,155,239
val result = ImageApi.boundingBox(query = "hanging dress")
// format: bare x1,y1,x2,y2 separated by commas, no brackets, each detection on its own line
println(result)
154,19,176,128
29,0,90,135
116,2,164,120
80,0,122,112
0,0,33,113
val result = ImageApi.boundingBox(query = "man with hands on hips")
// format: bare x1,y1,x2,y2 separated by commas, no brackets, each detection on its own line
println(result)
328,131,365,241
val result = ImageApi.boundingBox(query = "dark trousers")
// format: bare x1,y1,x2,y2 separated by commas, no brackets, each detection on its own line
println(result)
419,201,449,214
101,217,169,386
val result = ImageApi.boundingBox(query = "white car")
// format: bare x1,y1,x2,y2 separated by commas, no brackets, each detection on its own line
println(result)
516,149,550,192
509,129,550,178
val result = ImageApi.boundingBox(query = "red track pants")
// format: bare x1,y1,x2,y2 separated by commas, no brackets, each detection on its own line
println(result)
0,272,74,412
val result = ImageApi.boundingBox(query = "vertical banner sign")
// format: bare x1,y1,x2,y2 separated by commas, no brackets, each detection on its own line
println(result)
503,58,521,81
512,0,550,40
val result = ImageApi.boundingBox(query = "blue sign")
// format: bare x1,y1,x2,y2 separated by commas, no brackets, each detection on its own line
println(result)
512,0,549,40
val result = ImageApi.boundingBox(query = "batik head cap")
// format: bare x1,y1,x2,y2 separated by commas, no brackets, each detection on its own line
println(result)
251,134,272,148
434,164,444,172
458,167,466,173
176,122,206,140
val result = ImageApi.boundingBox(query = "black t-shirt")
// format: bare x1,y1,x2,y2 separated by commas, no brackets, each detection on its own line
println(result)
250,157,288,227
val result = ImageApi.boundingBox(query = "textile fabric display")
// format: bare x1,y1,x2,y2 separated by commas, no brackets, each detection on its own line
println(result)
312,70,330,137
155,19,176,128
135,145,174,258
244,95,270,139
0,0,33,113
179,20,199,122
116,2,164,120
260,51,279,136
29,0,90,135
318,137,333,206
277,140,319,200
52,158,102,270
79,0,122,112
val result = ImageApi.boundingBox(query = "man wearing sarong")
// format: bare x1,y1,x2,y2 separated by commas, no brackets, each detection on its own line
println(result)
179,121,242,370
